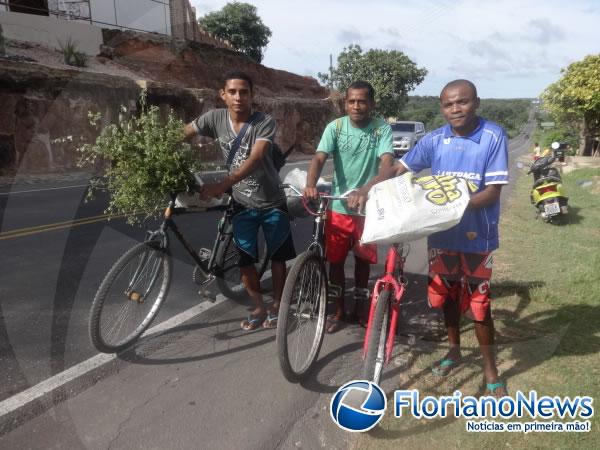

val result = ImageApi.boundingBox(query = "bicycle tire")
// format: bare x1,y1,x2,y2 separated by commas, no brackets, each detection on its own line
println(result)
215,230,269,302
277,250,328,382
89,241,171,353
362,289,391,384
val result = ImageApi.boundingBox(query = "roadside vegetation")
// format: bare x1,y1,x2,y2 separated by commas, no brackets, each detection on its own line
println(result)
358,167,600,449
540,54,600,156
198,2,272,63
319,44,428,118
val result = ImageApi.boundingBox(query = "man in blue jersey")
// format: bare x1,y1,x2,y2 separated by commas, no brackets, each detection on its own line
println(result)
382,80,508,397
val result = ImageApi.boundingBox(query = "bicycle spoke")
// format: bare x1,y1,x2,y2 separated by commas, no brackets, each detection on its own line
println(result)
287,258,323,371
93,244,168,349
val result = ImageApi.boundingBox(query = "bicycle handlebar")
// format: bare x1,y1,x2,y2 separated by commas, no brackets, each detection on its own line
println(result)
280,183,357,200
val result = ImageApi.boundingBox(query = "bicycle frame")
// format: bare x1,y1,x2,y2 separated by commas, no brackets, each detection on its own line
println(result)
147,193,230,277
282,184,347,259
363,243,408,364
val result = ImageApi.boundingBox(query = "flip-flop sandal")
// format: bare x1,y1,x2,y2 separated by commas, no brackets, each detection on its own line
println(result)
326,315,344,334
431,358,460,377
262,313,278,329
241,313,266,331
485,381,508,398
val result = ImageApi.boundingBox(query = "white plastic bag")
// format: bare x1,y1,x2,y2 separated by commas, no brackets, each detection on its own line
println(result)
361,173,470,244
283,168,330,191
283,168,308,191
282,168,330,218
175,170,229,208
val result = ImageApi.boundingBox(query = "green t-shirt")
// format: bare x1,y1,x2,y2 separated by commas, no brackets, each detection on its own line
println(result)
317,116,393,215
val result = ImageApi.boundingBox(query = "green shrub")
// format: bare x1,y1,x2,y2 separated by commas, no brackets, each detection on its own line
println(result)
78,91,202,224
59,37,87,67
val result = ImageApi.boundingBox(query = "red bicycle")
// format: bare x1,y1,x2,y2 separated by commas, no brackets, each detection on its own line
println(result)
362,243,410,384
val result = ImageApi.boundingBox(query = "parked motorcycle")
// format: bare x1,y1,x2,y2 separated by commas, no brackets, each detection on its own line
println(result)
526,145,569,223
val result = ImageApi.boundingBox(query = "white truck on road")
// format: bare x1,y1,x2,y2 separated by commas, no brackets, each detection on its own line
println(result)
390,121,426,158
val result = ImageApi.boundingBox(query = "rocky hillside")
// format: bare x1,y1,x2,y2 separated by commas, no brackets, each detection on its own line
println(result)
0,30,341,174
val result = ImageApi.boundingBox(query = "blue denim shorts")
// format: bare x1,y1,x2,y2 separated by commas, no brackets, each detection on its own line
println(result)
232,206,296,266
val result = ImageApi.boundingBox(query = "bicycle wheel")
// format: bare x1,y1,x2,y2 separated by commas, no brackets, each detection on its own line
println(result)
362,289,391,384
215,230,268,302
89,241,171,353
277,250,328,382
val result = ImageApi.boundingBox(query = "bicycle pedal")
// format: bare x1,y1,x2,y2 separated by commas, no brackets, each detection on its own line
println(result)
198,273,215,287
197,248,212,260
198,288,217,303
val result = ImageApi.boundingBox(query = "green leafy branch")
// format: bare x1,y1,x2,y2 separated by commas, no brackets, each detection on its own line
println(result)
78,91,202,224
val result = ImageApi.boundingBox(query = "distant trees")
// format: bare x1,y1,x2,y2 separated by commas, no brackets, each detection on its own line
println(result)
198,2,272,63
541,54,600,155
396,96,531,138
319,45,427,118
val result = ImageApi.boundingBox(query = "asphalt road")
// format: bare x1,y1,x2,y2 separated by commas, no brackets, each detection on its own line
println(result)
0,125,534,447
0,161,328,403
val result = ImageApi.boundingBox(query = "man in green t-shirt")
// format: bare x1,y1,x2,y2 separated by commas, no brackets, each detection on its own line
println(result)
305,81,394,333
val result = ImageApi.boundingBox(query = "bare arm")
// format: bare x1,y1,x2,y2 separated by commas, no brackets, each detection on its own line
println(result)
183,122,197,141
304,152,328,200
200,140,270,198
468,184,503,209
348,153,396,210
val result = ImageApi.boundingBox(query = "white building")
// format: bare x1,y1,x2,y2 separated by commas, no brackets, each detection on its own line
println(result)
0,0,230,55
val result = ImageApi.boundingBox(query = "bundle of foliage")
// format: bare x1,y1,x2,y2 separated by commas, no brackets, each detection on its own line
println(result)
199,2,271,63
78,92,201,224
319,44,427,118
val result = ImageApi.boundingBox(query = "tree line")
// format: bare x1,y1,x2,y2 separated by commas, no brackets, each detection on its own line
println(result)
396,96,531,138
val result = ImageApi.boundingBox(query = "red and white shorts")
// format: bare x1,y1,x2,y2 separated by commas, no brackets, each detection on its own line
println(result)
427,248,493,321
325,210,377,264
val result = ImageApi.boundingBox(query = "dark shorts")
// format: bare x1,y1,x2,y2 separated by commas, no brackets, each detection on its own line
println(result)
232,204,296,267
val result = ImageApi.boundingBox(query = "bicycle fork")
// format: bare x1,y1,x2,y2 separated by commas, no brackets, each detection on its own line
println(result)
363,279,405,364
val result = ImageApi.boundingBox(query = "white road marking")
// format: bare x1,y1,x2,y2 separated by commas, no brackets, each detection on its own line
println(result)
0,184,89,196
0,294,230,418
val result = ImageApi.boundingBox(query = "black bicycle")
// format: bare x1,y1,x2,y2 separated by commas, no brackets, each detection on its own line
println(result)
89,188,268,353
276,184,354,382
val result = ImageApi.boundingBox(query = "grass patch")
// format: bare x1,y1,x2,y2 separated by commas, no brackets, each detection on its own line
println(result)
356,168,600,449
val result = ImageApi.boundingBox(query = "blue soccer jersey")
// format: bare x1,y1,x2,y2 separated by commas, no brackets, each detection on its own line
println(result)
400,118,509,253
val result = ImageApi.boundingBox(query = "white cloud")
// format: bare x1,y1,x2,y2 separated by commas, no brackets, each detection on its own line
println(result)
191,0,600,98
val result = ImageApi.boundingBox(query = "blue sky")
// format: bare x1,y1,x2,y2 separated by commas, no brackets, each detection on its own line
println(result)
192,0,600,98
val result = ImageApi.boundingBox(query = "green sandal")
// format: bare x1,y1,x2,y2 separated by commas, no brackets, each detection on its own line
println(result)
431,358,460,376
486,381,508,398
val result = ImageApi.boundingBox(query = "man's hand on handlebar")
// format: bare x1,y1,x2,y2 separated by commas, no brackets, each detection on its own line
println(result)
304,186,319,201
346,188,367,214
198,182,227,200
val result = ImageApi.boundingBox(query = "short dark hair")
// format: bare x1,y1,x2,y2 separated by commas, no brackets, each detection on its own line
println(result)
223,70,254,91
347,80,375,101
440,79,478,100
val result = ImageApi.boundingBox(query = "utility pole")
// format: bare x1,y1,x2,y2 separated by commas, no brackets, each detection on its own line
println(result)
329,53,333,88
